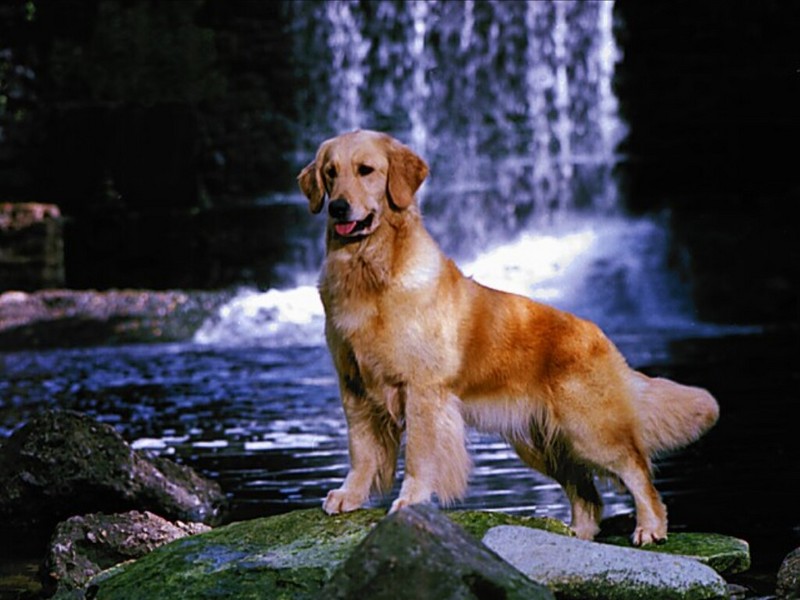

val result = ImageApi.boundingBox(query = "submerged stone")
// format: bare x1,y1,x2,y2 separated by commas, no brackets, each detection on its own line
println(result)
483,526,729,600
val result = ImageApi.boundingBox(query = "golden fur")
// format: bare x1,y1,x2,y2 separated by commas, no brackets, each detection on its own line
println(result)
297,130,719,545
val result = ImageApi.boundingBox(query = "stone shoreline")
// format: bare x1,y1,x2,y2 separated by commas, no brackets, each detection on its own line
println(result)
0,410,795,599
0,288,231,350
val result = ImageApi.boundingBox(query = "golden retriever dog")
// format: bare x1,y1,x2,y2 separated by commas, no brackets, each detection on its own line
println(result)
297,129,719,545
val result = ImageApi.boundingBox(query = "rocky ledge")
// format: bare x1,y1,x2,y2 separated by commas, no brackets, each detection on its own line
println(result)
84,506,748,600
6,410,800,600
0,288,230,349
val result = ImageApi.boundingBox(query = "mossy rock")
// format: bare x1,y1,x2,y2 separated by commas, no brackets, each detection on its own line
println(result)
600,532,751,575
447,509,574,539
87,508,564,600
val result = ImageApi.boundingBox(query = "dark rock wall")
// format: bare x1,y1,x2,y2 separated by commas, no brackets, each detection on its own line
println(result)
0,203,64,290
613,0,800,323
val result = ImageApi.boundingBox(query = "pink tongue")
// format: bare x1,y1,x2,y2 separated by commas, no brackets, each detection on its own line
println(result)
335,221,357,236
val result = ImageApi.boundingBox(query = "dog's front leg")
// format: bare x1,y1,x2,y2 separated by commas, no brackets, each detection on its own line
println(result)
324,386,401,514
390,388,470,512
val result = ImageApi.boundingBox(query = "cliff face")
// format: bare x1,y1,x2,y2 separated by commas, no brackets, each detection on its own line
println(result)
613,0,800,323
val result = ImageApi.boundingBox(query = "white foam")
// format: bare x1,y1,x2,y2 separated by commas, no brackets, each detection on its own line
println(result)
193,286,325,347
193,216,721,348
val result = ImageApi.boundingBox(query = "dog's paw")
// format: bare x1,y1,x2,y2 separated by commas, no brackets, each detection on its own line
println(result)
322,488,365,514
388,497,412,514
571,522,600,541
632,526,668,546
389,494,433,514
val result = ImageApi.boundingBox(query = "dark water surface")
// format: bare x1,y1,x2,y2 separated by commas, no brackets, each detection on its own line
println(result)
1,328,798,594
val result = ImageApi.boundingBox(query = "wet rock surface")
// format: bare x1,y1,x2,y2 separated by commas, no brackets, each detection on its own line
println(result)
0,289,230,349
484,525,728,600
322,505,554,600
777,547,800,600
44,510,210,598
0,410,227,553
83,506,749,600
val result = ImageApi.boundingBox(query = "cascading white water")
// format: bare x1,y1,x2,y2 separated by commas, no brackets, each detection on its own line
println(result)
197,0,703,348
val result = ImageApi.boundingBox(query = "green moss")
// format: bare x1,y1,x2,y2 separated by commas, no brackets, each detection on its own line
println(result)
599,532,751,575
92,509,387,599
90,508,570,599
447,510,574,539
90,509,745,599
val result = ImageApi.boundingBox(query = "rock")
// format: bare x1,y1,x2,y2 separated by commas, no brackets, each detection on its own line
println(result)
87,508,384,599
777,546,800,599
483,526,729,600
447,508,574,539
0,410,227,551
0,202,64,291
321,505,554,599
44,510,210,597
600,531,751,575
0,288,230,349
84,508,562,600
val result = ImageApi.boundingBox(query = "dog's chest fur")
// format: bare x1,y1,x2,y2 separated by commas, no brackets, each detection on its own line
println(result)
319,227,460,387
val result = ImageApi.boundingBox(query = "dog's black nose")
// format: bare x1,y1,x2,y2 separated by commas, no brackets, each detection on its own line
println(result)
328,198,350,219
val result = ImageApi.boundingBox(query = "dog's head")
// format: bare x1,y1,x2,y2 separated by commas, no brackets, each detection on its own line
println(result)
297,130,428,241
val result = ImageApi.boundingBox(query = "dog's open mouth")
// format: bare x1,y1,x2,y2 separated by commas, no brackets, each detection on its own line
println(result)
334,214,375,238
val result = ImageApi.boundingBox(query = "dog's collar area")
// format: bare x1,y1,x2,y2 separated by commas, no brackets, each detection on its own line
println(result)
333,213,375,238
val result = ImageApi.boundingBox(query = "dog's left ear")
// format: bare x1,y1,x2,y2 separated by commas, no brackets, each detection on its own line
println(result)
297,160,326,214
386,141,429,210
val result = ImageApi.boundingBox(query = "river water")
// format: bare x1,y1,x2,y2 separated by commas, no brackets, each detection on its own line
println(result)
2,319,798,591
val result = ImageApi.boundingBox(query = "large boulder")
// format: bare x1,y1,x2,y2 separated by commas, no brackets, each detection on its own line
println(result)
321,504,554,599
777,546,800,599
44,510,210,598
83,508,564,599
83,507,748,600
0,410,227,551
483,526,729,600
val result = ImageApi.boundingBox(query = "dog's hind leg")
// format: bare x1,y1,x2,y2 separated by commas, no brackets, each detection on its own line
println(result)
610,448,667,546
559,416,668,546
513,439,603,540
390,388,470,512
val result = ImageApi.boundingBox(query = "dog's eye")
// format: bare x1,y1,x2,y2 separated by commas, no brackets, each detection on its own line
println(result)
326,166,337,179
358,165,375,176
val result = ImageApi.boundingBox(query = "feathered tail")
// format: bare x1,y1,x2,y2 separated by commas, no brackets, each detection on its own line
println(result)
630,371,720,457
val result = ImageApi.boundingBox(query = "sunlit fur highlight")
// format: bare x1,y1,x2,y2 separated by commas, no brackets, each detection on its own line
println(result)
297,130,720,546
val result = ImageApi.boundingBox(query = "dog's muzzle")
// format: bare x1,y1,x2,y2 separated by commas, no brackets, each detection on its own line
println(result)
329,198,375,238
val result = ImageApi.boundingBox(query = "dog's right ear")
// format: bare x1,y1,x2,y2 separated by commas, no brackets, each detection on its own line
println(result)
297,160,326,214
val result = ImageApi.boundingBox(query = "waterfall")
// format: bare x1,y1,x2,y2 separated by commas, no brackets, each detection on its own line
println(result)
197,0,704,348
290,0,627,248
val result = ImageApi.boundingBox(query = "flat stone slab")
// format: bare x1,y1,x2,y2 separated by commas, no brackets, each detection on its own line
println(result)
483,526,729,600
600,532,750,575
